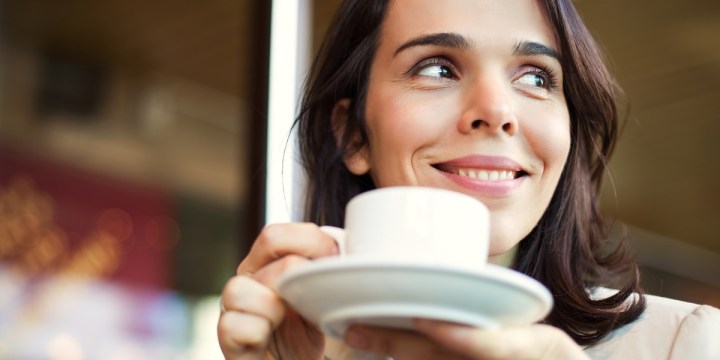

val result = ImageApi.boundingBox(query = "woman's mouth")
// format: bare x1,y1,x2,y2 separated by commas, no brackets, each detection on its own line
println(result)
431,156,528,196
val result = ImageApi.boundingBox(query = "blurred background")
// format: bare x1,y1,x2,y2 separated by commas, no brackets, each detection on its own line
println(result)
0,0,718,359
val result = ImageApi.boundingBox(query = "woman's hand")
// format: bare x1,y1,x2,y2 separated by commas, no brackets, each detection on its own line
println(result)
343,320,589,360
217,223,339,360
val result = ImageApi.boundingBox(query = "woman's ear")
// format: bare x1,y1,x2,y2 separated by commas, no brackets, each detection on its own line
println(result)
331,99,371,175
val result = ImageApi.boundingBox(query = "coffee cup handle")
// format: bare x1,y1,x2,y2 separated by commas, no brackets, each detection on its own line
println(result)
319,225,346,256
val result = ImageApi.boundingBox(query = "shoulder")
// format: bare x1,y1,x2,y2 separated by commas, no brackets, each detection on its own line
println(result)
642,292,719,326
584,288,720,360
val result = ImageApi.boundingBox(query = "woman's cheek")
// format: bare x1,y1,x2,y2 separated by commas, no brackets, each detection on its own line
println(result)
370,90,459,145
522,107,571,169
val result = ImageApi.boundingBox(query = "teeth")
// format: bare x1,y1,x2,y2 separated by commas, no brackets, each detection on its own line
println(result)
451,167,517,180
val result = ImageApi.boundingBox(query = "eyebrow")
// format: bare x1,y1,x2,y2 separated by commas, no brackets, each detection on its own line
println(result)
513,40,560,61
394,32,470,57
393,33,561,63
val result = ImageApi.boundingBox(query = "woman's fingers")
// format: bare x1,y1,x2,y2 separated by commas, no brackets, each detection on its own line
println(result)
342,321,589,360
218,245,325,359
221,254,312,330
222,275,286,329
237,223,339,276
218,276,282,359
251,254,313,290
344,325,471,360
218,311,273,360
413,320,589,360
217,223,335,359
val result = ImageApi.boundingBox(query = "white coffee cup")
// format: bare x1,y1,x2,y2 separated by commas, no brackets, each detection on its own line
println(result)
321,186,490,271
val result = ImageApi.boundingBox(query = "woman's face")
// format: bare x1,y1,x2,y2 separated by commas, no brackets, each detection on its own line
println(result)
342,0,571,256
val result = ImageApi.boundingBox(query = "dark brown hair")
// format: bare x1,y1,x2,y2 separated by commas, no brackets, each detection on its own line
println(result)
295,0,644,346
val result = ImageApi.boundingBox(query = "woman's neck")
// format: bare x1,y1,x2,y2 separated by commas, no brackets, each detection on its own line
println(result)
488,245,518,267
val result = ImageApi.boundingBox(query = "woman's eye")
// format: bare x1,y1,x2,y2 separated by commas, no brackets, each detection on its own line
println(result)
516,72,547,88
416,64,454,79
410,57,457,80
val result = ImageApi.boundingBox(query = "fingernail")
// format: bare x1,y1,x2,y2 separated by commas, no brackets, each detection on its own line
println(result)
345,328,369,350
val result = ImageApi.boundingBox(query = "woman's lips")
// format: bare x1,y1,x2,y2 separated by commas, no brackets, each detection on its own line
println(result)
433,155,527,196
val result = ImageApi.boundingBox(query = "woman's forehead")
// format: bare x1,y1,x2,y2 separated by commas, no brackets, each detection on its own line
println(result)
379,0,557,53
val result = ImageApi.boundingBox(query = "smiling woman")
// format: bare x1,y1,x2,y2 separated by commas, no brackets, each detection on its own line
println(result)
217,0,720,359
347,0,571,256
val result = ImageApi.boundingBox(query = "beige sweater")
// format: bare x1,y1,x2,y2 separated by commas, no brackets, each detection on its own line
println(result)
584,292,720,359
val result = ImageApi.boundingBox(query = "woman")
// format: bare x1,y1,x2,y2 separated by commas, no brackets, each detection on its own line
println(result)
218,0,720,359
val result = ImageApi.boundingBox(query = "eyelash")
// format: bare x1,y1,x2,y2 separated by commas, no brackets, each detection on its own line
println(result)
407,57,458,80
408,56,560,91
521,65,559,91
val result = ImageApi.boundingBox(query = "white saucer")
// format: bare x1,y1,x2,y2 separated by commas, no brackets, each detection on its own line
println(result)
277,258,553,339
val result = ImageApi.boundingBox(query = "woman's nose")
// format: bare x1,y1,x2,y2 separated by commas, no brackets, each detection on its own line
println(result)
457,79,518,137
